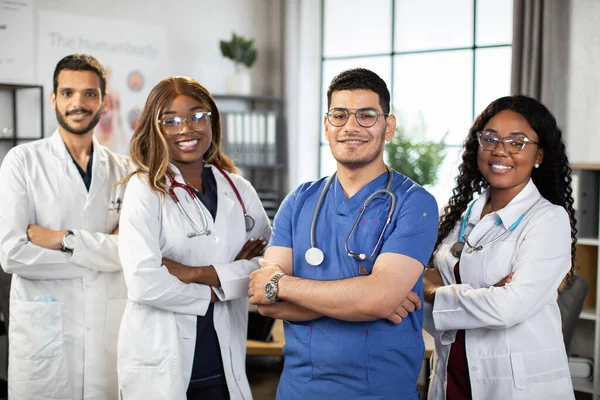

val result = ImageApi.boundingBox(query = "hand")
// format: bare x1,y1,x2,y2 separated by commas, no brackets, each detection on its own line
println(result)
494,272,514,287
27,225,65,250
210,289,219,303
386,291,422,324
248,258,286,305
235,237,267,261
162,258,198,284
112,225,119,235
423,267,444,304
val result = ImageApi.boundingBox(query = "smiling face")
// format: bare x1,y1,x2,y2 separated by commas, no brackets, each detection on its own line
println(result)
477,109,544,200
324,89,395,170
160,95,212,168
51,70,106,136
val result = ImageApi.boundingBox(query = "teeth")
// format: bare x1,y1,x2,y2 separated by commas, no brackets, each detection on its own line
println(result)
344,141,363,144
178,140,198,147
491,164,512,170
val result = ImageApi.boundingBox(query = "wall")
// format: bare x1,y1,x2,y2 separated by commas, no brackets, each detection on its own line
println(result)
0,0,284,158
565,0,600,164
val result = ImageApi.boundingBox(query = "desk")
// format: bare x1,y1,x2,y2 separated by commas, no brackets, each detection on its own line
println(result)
247,319,435,358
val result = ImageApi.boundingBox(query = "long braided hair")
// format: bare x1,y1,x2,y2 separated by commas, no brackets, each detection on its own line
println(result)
435,95,577,286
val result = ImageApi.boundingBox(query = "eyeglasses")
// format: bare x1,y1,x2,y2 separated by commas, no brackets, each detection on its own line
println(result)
326,108,388,128
476,131,539,154
158,112,212,135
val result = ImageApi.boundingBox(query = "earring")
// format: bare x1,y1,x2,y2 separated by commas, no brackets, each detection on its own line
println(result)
534,163,540,168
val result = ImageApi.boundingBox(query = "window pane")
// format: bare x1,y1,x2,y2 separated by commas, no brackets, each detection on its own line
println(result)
425,145,464,212
476,0,514,46
474,47,512,117
320,144,337,178
393,51,473,146
323,0,392,58
322,56,392,144
394,0,473,52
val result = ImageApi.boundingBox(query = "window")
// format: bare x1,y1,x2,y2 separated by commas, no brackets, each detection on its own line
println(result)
320,0,513,208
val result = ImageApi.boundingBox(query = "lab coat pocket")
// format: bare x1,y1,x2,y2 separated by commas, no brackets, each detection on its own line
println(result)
510,352,527,390
119,366,177,400
483,241,517,286
105,299,127,354
9,300,63,360
367,330,422,395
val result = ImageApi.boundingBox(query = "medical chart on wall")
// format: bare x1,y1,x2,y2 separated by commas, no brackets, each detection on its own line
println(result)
0,0,35,82
38,10,167,154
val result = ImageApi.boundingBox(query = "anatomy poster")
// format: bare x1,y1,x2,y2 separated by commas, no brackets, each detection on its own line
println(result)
38,10,167,154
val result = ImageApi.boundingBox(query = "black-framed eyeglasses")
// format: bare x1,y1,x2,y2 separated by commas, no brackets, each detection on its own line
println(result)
476,131,539,154
326,108,388,128
158,112,212,135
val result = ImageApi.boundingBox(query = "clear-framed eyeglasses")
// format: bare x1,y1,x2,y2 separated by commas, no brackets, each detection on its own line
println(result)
476,131,539,154
326,108,388,128
158,111,212,135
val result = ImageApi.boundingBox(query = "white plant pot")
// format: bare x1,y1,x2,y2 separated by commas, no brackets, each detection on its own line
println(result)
227,71,251,95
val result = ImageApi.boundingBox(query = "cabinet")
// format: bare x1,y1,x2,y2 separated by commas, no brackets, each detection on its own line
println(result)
213,94,286,220
0,83,44,148
570,164,600,399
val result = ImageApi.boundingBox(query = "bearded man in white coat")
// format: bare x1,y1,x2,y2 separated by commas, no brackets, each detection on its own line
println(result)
0,54,132,399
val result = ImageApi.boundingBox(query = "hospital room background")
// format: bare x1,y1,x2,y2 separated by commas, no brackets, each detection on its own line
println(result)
1,0,600,399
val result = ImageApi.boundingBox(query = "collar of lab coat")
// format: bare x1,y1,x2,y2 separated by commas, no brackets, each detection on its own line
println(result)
468,179,541,230
49,129,108,200
167,163,237,215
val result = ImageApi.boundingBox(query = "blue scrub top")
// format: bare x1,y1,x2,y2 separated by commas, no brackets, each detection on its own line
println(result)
269,169,438,400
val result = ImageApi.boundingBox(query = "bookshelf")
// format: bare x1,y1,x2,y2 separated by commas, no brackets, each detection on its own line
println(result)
0,83,44,162
570,164,600,398
213,95,287,221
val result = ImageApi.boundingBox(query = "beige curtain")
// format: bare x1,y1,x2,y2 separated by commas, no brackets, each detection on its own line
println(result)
511,0,571,123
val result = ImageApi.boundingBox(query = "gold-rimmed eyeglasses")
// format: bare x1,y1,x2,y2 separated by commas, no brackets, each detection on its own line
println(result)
158,112,212,135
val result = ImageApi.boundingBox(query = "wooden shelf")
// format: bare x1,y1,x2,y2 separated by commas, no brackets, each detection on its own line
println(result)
579,238,600,247
246,319,285,356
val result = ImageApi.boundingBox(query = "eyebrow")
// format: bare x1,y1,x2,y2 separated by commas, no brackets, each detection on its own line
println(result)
483,128,528,136
160,106,205,117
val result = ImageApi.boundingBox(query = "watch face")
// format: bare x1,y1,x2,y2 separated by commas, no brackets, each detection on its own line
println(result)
64,234,76,250
265,282,276,299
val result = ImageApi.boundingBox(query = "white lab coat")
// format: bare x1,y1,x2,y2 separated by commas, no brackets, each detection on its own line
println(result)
117,164,271,400
0,130,133,400
424,180,574,400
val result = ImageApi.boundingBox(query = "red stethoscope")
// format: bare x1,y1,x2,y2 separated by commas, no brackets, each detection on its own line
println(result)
167,164,255,238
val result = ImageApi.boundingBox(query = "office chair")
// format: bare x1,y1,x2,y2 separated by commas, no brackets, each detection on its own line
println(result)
557,274,589,354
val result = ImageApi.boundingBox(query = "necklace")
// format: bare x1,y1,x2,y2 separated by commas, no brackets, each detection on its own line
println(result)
184,178,203,194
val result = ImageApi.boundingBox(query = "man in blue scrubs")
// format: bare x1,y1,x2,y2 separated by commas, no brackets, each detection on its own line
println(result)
249,68,438,399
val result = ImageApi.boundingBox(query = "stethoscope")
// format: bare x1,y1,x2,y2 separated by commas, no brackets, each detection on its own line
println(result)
167,164,255,238
450,198,539,258
304,167,397,266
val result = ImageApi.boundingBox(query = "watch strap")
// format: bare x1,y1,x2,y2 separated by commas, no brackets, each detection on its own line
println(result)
61,230,74,252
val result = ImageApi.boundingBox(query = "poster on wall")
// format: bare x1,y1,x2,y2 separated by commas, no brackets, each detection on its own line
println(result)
0,0,35,83
38,10,167,154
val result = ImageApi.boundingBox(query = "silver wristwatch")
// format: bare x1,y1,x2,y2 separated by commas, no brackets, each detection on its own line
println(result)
61,230,75,252
264,273,285,303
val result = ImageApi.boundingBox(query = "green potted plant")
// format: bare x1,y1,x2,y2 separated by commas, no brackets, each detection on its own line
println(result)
385,114,447,187
220,33,258,95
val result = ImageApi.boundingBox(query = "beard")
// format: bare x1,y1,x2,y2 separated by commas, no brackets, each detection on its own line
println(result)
55,107,102,136
331,129,386,170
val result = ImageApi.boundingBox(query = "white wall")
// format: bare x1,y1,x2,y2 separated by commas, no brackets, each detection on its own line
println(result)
565,0,600,164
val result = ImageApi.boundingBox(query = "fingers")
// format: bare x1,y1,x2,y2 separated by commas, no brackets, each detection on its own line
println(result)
406,291,422,310
386,313,403,325
494,272,514,287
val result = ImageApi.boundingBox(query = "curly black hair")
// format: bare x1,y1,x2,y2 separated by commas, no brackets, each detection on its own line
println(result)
435,95,577,287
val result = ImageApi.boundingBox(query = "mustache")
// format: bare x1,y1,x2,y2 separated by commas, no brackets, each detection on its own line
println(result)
66,108,92,116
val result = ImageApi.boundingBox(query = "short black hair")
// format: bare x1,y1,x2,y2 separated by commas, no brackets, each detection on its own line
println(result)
52,54,107,97
326,68,390,113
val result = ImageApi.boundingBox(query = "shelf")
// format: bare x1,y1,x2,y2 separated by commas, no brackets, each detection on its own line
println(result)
580,307,597,321
213,94,282,103
572,378,594,394
578,238,600,246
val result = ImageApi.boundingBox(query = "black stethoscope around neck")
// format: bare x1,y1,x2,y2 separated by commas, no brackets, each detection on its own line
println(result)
304,167,397,266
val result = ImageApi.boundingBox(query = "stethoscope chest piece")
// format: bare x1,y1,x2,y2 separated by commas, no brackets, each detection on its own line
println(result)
450,242,464,258
305,247,325,266
245,214,255,232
